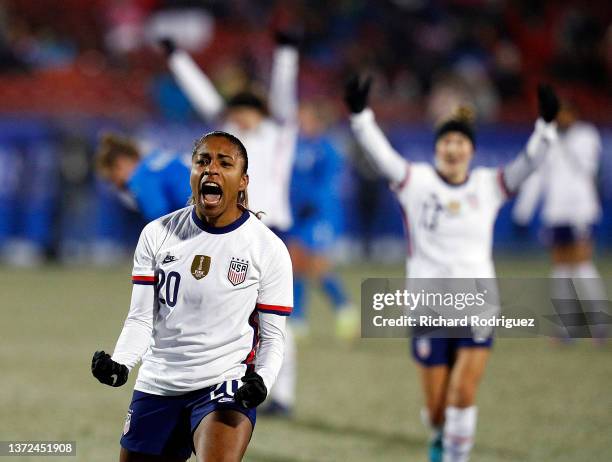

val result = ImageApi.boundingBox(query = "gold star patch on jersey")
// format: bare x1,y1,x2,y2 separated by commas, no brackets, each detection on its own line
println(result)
447,200,461,214
191,255,211,280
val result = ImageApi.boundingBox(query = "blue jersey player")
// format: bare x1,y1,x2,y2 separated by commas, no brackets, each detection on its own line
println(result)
287,102,357,339
95,132,191,222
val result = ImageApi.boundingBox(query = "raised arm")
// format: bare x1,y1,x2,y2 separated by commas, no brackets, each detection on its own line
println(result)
160,38,225,121
512,168,543,225
345,75,408,186
502,84,559,195
268,31,300,124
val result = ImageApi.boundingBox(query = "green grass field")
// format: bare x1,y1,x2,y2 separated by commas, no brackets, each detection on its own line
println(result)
2,255,611,461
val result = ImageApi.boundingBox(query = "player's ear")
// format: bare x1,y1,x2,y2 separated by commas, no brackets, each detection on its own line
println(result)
239,173,249,192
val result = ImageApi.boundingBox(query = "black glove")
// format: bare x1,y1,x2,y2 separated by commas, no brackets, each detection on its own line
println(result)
91,350,129,387
234,371,267,408
537,83,559,123
274,30,302,48
344,74,372,114
158,37,176,56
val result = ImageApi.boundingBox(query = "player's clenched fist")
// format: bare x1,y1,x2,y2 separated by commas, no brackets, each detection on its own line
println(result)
344,74,372,114
234,372,267,408
158,37,176,57
537,83,559,123
91,350,129,387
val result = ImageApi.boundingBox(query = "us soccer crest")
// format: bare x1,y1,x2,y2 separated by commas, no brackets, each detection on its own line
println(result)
191,255,211,280
228,258,249,286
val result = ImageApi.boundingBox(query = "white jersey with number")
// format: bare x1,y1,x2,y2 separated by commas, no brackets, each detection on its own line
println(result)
111,206,293,396
350,109,509,279
395,163,507,278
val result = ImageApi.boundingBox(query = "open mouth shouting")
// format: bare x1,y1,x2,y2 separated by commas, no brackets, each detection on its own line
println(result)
200,179,223,208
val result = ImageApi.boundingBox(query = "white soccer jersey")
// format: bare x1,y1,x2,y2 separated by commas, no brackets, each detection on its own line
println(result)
351,109,508,278
111,206,293,396
395,163,506,278
168,47,298,231
222,118,296,231
513,121,601,227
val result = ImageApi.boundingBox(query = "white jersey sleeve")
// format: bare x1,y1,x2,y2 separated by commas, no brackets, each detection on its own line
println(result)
111,223,158,370
502,118,557,194
350,108,409,187
512,168,543,225
168,50,225,121
268,46,299,124
254,237,293,391
565,123,601,175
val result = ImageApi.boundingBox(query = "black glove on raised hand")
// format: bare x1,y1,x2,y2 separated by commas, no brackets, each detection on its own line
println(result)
234,371,267,408
274,30,302,48
344,74,372,114
537,83,560,123
91,350,129,387
158,37,176,56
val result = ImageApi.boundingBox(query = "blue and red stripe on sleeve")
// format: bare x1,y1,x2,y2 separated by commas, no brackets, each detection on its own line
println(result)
256,303,292,316
132,275,156,285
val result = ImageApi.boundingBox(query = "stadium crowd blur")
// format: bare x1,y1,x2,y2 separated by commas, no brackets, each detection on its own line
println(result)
0,0,611,265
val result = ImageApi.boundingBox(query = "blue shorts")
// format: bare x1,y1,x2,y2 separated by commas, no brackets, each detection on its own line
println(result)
546,225,593,246
120,379,256,459
411,336,494,367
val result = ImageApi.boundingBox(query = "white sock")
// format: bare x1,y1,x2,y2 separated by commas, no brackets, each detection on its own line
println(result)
443,406,477,462
572,262,608,338
550,265,578,338
572,262,605,298
268,324,296,407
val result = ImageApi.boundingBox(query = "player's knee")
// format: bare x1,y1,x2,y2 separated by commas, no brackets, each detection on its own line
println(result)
447,381,477,407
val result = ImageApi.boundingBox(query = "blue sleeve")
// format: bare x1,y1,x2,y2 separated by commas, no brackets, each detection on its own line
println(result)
317,139,343,218
127,164,171,221
164,158,192,211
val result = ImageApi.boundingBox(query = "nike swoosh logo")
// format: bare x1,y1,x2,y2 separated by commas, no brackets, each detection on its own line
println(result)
110,374,118,386
162,256,178,264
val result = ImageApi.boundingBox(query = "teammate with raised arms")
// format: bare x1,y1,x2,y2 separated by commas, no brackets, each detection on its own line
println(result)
91,131,292,462
345,77,560,462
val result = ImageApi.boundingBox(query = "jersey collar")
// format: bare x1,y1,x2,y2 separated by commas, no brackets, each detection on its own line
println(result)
191,207,250,234
435,169,470,187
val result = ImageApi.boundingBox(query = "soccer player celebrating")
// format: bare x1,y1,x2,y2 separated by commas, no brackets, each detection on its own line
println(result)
95,133,191,222
345,77,559,462
159,31,299,234
160,31,300,414
512,98,607,341
91,131,292,462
